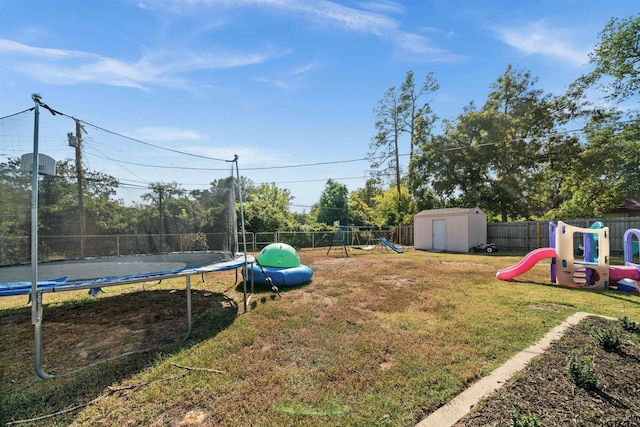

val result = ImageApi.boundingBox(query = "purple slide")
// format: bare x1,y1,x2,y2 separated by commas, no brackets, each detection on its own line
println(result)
496,248,557,281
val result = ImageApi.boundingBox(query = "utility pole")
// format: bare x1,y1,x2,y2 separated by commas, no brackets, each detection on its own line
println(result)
68,119,86,258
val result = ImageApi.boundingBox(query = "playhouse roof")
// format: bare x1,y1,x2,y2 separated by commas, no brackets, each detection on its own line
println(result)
626,194,640,210
608,193,640,214
415,206,484,217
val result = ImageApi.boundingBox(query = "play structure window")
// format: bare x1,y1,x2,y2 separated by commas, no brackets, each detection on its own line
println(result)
574,231,603,263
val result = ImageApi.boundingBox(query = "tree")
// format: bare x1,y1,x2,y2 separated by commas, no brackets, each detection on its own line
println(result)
402,71,440,161
191,176,253,233
369,71,439,205
412,66,559,221
243,183,295,232
39,160,79,236
141,182,187,251
371,185,417,227
315,179,349,226
0,158,31,263
555,14,640,217
347,178,383,226
580,15,640,103
551,118,640,218
369,84,405,200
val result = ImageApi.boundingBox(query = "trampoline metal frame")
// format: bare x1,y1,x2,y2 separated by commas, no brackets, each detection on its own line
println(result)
29,255,254,379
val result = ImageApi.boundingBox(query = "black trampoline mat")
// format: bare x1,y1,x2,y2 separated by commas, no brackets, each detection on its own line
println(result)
0,251,231,283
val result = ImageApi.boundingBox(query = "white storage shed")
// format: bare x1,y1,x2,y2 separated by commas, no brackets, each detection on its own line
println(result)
414,207,487,252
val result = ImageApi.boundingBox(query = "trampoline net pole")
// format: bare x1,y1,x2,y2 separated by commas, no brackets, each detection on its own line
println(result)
233,155,251,311
30,95,41,326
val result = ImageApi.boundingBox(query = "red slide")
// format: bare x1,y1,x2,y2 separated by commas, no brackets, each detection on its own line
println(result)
496,247,557,281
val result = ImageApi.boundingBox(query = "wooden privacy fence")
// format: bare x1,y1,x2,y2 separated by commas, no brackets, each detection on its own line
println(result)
487,217,640,253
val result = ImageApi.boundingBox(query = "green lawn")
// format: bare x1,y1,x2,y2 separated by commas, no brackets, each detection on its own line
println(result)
1,249,639,426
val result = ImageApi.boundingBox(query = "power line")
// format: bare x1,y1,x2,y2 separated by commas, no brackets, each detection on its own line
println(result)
272,176,369,184
5,104,637,176
242,157,377,170
14,100,236,163
0,107,34,120
76,118,235,162
85,150,233,171
84,148,383,171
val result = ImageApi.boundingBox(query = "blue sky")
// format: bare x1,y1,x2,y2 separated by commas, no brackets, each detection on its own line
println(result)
0,0,636,212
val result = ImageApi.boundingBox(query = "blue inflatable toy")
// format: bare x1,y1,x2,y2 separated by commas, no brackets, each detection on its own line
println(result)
246,243,313,287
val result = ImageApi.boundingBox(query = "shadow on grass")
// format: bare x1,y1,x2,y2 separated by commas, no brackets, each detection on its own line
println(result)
237,279,310,309
0,288,238,425
600,290,640,305
506,278,640,307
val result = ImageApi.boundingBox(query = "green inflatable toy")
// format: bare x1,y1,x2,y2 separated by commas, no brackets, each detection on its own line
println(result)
257,243,301,268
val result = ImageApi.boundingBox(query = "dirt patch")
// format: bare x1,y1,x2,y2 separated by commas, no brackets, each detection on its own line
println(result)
378,275,412,286
454,316,640,426
527,302,574,312
33,288,238,374
311,257,359,270
430,261,492,268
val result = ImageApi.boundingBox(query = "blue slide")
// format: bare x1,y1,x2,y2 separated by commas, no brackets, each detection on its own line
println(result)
379,237,403,253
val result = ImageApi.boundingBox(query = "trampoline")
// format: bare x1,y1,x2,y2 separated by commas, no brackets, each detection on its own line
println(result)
0,96,275,379
0,251,238,294
0,251,255,378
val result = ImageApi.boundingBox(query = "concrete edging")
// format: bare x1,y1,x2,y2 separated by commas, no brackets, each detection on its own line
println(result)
416,312,614,427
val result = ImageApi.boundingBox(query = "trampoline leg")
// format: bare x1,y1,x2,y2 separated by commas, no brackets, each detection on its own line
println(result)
33,292,52,379
183,276,192,342
243,268,249,312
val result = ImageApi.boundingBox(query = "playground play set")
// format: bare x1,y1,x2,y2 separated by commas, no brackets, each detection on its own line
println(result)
327,225,404,257
497,221,640,293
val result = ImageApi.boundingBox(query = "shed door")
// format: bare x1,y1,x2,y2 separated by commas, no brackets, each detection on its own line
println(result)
432,219,446,250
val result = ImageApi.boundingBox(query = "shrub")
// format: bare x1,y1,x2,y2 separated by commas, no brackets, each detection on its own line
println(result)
566,354,598,390
618,316,640,333
590,327,621,352
509,407,542,427
182,232,209,251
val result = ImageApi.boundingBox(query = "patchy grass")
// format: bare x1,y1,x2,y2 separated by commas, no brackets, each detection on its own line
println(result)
1,249,639,426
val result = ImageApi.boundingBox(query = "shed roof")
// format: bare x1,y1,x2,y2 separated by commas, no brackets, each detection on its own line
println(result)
415,207,484,217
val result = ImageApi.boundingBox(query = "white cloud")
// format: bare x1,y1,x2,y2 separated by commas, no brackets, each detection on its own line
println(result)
130,126,205,142
0,39,289,89
392,33,466,62
355,0,405,15
253,60,322,90
0,38,97,59
142,0,462,63
253,75,292,90
491,19,590,66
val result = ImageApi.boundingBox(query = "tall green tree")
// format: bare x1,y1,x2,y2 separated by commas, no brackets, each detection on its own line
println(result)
243,183,295,232
141,182,188,251
347,178,383,226
555,14,640,217
369,71,439,205
551,117,640,218
39,160,80,236
315,179,349,226
579,15,640,103
413,66,559,221
372,185,417,227
191,176,254,233
0,158,31,263
402,71,440,161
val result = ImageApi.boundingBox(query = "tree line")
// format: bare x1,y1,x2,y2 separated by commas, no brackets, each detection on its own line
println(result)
370,15,639,223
